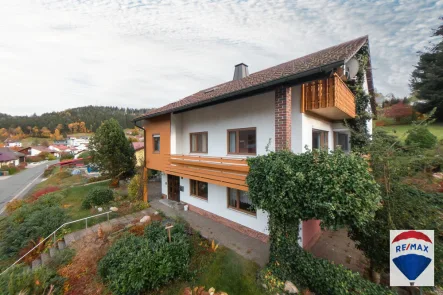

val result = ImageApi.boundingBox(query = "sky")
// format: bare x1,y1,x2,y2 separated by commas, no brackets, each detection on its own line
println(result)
0,0,441,116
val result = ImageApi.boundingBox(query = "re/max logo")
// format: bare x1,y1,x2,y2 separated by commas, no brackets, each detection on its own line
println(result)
395,243,429,253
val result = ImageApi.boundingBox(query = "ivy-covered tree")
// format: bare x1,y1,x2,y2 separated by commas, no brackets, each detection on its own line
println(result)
89,118,136,181
411,17,443,121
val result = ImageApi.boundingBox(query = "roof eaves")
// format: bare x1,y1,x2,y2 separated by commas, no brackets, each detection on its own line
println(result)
134,60,345,122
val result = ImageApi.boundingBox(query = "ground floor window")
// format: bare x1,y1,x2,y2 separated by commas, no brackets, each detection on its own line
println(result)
227,188,256,215
334,131,350,152
190,180,208,200
312,129,329,150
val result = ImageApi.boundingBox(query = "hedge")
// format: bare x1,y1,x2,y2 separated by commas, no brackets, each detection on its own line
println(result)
262,242,395,295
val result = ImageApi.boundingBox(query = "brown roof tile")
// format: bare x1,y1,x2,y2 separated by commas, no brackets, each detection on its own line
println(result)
137,35,368,120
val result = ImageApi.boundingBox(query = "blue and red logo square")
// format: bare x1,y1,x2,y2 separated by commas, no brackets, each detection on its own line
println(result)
390,230,434,286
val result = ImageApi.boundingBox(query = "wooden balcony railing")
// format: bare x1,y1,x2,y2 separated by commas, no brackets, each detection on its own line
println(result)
301,73,356,120
164,154,250,191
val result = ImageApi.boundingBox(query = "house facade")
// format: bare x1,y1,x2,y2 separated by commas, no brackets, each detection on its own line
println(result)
134,36,375,248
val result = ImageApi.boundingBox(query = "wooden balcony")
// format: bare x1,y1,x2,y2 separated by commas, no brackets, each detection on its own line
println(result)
164,154,249,191
301,73,356,120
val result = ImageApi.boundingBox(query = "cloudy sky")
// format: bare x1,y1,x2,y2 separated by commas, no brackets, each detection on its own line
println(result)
0,0,441,116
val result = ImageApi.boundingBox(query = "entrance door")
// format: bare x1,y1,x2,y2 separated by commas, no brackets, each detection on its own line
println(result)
167,175,180,202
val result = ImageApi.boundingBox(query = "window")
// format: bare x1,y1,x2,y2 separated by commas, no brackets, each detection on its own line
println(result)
153,134,160,153
312,130,328,150
227,128,256,155
334,132,350,152
227,188,256,215
190,180,208,200
190,132,208,153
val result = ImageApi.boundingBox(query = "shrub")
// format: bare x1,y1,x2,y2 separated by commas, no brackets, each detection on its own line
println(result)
0,193,67,257
128,174,141,200
47,154,57,160
263,242,394,295
43,166,55,177
0,264,65,295
5,199,24,214
81,187,114,209
29,186,60,202
405,126,437,149
56,171,72,179
60,152,74,161
98,222,191,294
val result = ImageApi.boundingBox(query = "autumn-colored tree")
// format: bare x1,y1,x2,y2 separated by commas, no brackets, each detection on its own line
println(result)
40,127,52,138
32,126,39,137
26,126,32,135
53,128,63,140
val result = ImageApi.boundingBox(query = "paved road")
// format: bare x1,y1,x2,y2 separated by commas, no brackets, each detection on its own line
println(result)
0,160,58,213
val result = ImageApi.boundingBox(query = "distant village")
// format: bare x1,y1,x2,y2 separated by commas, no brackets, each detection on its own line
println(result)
0,130,144,172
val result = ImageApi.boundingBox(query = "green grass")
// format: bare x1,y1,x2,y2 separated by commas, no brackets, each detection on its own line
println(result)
151,241,266,295
375,123,443,141
21,137,53,146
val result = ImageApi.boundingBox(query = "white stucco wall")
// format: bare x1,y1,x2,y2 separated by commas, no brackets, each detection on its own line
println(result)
161,173,168,197
175,91,275,156
291,85,334,152
179,176,269,234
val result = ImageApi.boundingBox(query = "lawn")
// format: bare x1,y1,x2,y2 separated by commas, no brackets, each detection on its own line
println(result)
374,122,443,141
147,237,266,295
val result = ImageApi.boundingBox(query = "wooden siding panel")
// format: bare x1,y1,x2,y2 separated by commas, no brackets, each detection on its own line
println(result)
144,114,171,171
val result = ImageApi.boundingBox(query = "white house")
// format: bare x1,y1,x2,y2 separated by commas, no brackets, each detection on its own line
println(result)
4,140,22,148
134,36,375,249
67,136,90,148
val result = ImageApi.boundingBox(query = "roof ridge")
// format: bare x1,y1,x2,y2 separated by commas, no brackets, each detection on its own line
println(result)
136,35,369,120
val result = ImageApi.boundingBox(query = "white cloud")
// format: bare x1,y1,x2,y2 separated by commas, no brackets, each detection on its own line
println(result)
0,0,441,115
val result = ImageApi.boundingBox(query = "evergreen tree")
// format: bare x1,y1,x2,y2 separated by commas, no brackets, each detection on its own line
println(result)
89,119,136,181
411,18,443,120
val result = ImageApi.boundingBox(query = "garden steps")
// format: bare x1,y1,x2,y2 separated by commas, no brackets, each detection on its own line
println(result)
49,247,59,257
41,253,50,265
31,258,41,269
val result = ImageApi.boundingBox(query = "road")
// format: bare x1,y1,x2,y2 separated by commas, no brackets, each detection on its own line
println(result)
0,160,58,213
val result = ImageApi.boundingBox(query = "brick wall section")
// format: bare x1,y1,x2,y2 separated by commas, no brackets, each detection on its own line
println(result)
275,86,292,151
187,204,269,243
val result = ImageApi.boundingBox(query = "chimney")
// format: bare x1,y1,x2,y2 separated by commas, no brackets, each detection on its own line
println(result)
233,63,249,80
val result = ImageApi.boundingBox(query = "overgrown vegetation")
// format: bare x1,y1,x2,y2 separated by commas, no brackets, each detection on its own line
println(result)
99,222,191,294
247,149,384,294
81,187,114,209
0,249,75,295
349,128,443,285
405,125,437,148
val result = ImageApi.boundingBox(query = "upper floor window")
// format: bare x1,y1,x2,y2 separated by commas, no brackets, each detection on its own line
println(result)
227,128,256,155
190,179,208,200
153,134,160,153
227,188,256,215
334,132,350,152
312,129,328,150
190,132,208,153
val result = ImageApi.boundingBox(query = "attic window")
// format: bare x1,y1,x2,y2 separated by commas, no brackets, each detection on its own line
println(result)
203,87,218,94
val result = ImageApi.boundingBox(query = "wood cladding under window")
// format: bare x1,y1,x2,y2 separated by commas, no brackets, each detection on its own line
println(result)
301,74,356,120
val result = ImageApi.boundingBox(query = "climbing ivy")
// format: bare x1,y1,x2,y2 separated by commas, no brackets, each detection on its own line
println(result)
345,44,373,151
246,149,386,294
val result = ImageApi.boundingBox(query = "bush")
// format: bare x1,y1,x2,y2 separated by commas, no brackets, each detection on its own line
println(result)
405,126,437,149
128,174,141,200
60,152,74,161
26,155,45,163
29,186,60,202
263,242,394,295
0,265,65,295
98,222,191,294
43,166,55,177
5,199,24,214
0,193,67,257
47,154,57,160
81,187,114,209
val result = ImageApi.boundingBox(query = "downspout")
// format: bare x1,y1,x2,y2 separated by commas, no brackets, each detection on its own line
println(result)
134,119,148,203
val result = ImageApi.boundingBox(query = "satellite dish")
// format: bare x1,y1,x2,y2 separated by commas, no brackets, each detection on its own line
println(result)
346,58,359,79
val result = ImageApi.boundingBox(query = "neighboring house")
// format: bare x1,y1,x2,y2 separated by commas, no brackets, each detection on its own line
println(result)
30,146,56,157
132,142,145,166
67,136,90,148
53,140,68,145
0,147,24,166
49,144,76,156
133,36,375,249
4,139,22,147
10,146,31,157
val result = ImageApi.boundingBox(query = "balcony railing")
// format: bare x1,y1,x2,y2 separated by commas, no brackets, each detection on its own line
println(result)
164,154,250,191
301,73,356,120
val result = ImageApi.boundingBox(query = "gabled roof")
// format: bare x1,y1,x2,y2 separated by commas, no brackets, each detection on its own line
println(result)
0,148,19,162
135,35,369,121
